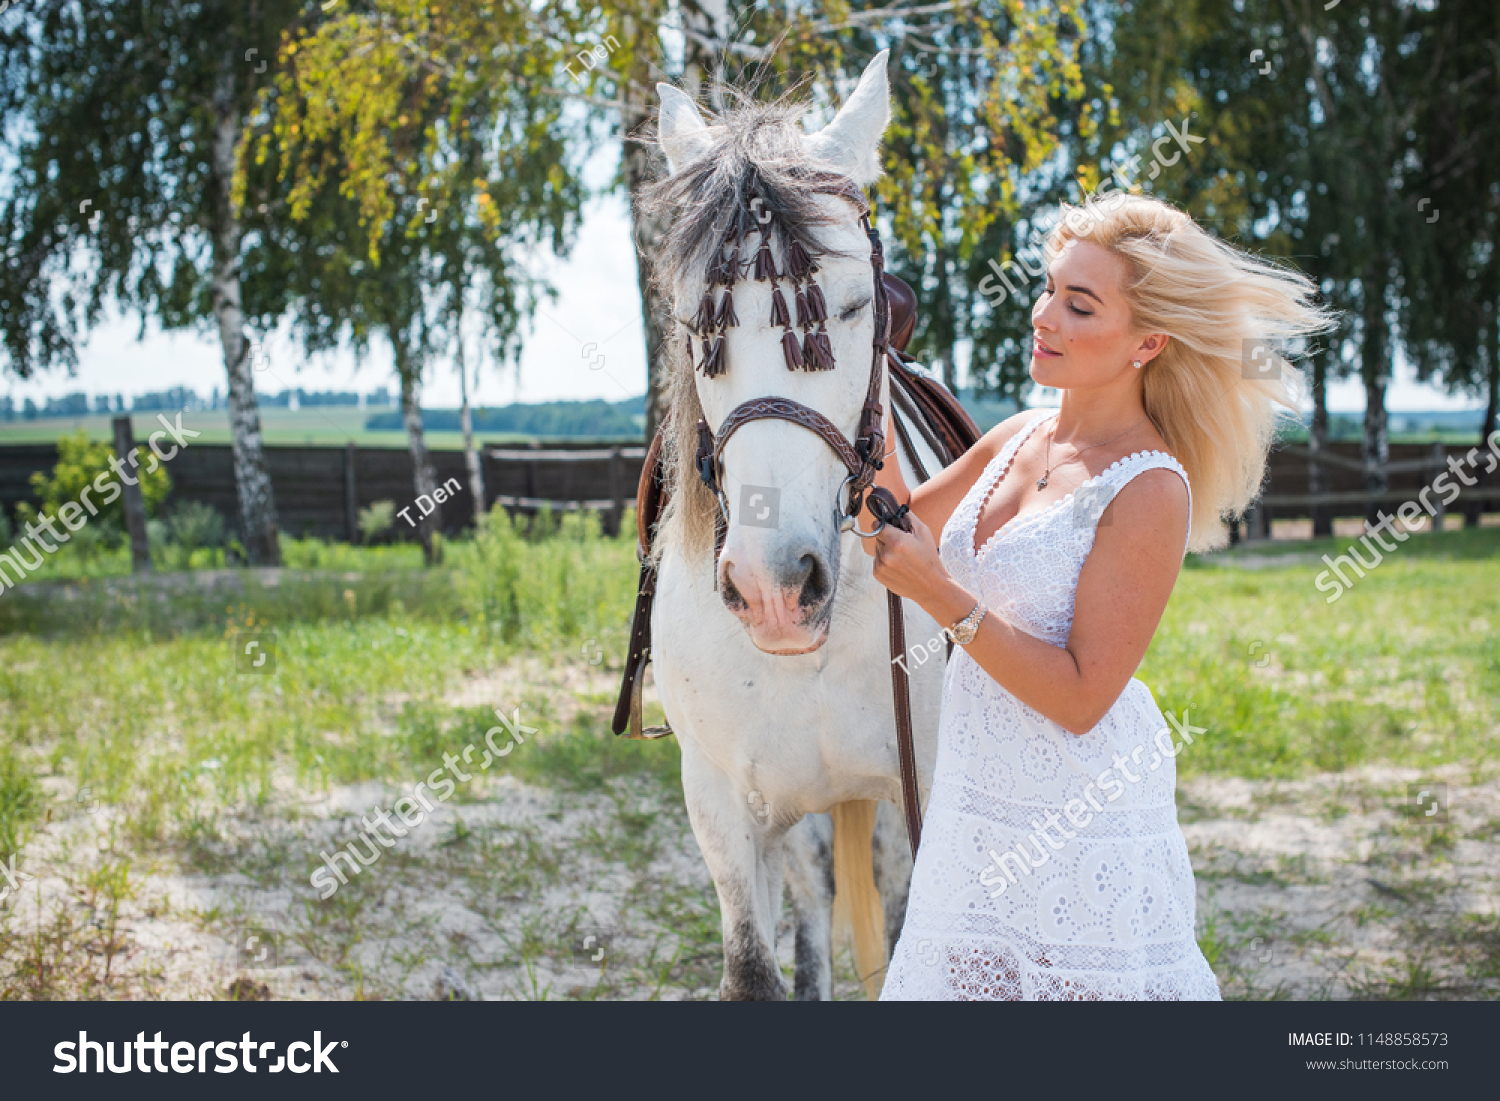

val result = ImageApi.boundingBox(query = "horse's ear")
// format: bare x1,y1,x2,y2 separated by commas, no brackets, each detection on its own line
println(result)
657,83,714,174
805,50,891,186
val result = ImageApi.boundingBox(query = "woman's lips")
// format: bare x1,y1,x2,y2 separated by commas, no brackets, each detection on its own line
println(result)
1033,337,1061,358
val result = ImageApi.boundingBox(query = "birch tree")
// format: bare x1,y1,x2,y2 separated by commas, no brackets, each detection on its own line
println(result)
0,0,298,563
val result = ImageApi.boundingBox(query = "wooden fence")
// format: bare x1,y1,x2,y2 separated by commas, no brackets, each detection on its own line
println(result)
0,438,646,542
1244,439,1499,536
0,434,1492,544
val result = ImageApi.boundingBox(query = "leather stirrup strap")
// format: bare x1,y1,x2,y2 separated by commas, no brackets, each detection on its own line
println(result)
867,486,922,858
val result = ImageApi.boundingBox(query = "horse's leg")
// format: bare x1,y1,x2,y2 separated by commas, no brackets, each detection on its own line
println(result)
679,738,788,1001
782,812,834,1001
871,798,915,967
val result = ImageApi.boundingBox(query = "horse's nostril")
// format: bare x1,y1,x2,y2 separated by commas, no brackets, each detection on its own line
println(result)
721,573,749,612
796,553,830,610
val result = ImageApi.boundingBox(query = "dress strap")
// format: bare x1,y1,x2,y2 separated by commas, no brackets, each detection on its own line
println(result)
1096,451,1193,557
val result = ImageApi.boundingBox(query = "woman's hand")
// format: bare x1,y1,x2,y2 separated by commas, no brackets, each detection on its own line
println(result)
861,511,976,626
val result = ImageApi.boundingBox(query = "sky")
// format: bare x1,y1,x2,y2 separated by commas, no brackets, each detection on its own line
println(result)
2,166,1485,416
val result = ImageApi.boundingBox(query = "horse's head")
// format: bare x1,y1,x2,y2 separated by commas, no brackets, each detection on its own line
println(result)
651,52,893,655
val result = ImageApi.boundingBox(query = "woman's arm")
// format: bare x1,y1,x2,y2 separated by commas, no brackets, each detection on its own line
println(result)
864,467,1189,736
865,408,1036,539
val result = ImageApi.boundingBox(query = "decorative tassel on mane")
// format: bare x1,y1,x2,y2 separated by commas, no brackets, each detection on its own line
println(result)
770,285,789,328
715,289,738,329
753,237,777,281
803,324,835,370
694,292,716,333
804,282,828,324
786,239,813,280
702,336,726,377
715,247,740,287
794,286,810,330
781,329,804,370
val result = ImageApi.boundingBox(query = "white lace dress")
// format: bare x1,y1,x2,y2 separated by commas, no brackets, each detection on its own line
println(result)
881,409,1222,1001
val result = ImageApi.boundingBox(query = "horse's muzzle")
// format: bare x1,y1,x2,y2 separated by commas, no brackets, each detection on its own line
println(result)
719,543,834,654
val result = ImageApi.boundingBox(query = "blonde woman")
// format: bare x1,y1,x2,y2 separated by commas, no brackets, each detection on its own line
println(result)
870,193,1330,1001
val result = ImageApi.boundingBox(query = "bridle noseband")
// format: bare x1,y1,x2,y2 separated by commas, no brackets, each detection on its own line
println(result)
691,177,894,570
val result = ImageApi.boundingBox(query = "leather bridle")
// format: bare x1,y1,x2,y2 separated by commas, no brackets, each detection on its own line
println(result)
692,179,894,556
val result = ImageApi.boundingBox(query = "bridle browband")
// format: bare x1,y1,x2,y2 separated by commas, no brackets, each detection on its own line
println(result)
691,175,893,569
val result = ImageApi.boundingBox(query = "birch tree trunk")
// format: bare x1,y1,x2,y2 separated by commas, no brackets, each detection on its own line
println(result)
211,65,281,565
456,303,485,525
621,1,727,441
396,340,442,565
1360,264,1391,530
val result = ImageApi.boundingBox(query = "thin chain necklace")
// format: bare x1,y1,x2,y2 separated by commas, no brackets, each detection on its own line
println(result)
1036,414,1150,491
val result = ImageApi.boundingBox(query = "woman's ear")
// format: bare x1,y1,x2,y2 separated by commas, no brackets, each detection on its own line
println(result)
1135,333,1169,365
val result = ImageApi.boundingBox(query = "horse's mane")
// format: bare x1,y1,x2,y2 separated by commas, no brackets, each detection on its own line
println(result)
639,96,867,562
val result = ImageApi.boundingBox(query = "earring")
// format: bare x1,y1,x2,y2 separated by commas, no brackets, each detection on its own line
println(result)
1132,359,1143,369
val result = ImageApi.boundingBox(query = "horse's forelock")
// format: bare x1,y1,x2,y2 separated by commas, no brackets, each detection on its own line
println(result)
643,96,872,564
643,101,863,300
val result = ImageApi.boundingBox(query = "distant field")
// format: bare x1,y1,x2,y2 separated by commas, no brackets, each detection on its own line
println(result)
0,408,606,450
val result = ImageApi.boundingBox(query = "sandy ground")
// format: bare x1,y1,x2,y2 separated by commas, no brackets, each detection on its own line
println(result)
4,753,1495,1001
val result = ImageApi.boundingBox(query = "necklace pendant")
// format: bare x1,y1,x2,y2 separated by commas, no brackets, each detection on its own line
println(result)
1036,475,1048,490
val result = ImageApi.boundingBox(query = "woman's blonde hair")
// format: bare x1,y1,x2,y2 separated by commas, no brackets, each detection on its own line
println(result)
1046,192,1334,552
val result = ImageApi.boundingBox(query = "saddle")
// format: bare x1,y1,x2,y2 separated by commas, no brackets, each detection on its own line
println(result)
613,273,980,743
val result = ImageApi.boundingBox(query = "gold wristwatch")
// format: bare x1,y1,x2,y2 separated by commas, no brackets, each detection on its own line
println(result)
948,602,987,646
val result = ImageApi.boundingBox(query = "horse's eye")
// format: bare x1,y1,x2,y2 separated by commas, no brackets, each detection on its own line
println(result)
840,299,870,322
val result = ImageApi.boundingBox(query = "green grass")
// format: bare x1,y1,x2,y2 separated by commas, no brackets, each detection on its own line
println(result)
1151,524,1500,779
0,508,650,853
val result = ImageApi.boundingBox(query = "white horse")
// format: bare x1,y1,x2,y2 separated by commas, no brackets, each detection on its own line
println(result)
645,52,948,1000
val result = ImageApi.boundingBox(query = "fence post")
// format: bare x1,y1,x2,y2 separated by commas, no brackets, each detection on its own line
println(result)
344,441,359,544
1430,442,1447,533
524,440,539,502
606,446,623,538
112,415,151,573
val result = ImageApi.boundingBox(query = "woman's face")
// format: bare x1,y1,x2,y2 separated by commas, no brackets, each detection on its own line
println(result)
1029,238,1162,388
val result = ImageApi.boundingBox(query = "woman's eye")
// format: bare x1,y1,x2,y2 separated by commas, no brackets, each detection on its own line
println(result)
1069,303,1093,317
